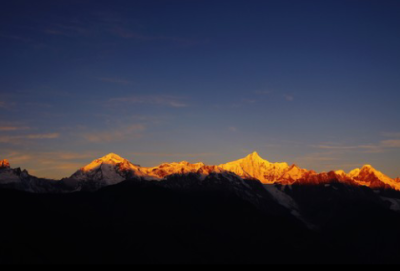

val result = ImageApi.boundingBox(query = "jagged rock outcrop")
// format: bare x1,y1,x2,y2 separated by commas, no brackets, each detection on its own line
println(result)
0,162,62,192
144,162,224,179
0,159,10,169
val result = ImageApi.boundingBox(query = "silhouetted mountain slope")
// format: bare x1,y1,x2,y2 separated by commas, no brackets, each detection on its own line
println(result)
282,184,400,223
0,181,313,264
1,180,400,264
279,184,400,264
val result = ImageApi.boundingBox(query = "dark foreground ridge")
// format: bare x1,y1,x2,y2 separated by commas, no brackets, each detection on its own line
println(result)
1,180,400,264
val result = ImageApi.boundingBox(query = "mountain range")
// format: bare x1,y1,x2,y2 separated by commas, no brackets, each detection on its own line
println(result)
2,152,400,263
2,152,400,222
3,151,398,190
68,152,400,190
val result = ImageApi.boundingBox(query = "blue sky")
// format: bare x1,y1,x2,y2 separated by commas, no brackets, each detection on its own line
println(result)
1,0,400,179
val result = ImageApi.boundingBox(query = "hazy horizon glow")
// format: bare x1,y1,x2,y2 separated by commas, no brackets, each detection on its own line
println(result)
1,0,400,179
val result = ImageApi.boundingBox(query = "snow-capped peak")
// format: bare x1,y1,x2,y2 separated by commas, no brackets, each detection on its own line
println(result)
219,152,291,184
347,164,399,190
228,151,271,166
334,170,346,176
351,164,381,176
81,153,135,172
99,153,125,163
362,164,373,170
70,153,145,185
360,165,391,179
245,151,266,162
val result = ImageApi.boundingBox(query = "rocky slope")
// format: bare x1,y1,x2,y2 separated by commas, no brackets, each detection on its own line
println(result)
0,160,64,193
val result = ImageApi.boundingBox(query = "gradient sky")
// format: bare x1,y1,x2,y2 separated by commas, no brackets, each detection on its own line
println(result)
1,0,400,179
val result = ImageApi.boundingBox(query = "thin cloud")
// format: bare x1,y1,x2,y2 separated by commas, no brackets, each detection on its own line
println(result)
55,153,100,161
315,144,378,150
242,99,257,104
0,133,60,144
297,154,338,163
0,34,33,43
254,90,273,95
54,23,90,35
108,95,188,108
111,27,156,41
82,124,145,143
3,151,97,163
382,132,400,138
323,163,364,171
0,126,30,131
44,29,66,36
25,133,60,139
381,140,400,148
313,138,400,154
110,27,204,46
30,162,84,176
284,94,294,101
43,24,90,38
293,151,344,172
2,150,105,179
42,21,92,38
229,98,259,108
130,152,217,158
98,77,134,85
24,102,54,109
0,100,15,109
313,144,383,154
